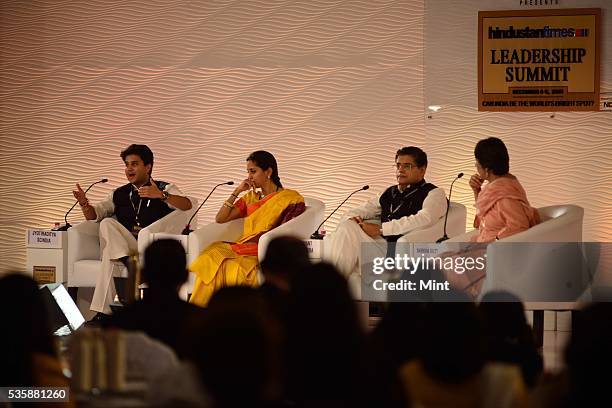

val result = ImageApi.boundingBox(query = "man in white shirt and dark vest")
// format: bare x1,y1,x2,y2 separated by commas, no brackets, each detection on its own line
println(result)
323,146,447,299
73,144,193,319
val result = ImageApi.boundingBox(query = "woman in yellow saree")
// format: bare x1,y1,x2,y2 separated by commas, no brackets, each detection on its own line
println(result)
189,151,305,306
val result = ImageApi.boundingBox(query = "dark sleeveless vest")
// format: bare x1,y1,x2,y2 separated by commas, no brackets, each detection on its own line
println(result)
113,180,174,233
379,179,438,242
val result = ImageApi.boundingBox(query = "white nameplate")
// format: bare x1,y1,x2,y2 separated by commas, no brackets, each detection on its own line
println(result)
304,239,324,259
27,229,63,248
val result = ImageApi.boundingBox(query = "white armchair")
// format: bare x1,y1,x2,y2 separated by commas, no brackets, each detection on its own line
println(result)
446,205,585,298
67,203,198,291
184,197,325,296
397,201,467,243
448,204,584,244
446,205,585,346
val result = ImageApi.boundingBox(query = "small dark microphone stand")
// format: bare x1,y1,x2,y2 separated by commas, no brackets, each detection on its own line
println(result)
436,173,464,243
311,185,369,239
182,181,234,235
55,178,108,231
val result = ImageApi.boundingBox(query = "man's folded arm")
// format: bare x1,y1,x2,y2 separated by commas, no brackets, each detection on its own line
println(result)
341,193,382,222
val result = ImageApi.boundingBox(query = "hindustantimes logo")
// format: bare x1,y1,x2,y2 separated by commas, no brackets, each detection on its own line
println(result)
488,25,590,39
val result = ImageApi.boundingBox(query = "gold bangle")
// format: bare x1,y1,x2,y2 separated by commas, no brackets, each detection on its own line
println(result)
223,201,234,209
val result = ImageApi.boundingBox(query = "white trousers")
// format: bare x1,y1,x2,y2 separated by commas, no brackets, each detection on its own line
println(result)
323,219,388,299
90,218,137,314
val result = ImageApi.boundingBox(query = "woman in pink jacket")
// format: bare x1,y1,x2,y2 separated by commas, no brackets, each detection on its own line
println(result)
469,137,540,243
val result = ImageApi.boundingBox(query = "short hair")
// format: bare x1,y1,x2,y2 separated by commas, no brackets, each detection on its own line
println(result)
396,146,428,168
142,239,187,289
260,236,310,279
474,137,509,176
246,150,282,188
120,144,154,174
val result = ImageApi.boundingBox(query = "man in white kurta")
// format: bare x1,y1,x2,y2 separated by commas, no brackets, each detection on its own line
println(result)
73,144,193,317
323,147,447,299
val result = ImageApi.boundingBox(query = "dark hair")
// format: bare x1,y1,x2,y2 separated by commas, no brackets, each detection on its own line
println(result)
120,144,154,175
565,303,612,406
247,150,283,188
260,236,310,280
479,290,543,387
286,262,365,400
474,137,509,176
142,239,187,290
417,292,486,384
396,146,428,167
0,273,56,386
191,287,281,405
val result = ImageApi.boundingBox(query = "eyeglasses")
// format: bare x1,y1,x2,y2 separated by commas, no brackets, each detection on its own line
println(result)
395,163,417,170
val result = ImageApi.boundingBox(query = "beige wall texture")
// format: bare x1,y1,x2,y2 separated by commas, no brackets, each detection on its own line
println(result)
0,0,610,275
0,0,426,273
423,0,611,243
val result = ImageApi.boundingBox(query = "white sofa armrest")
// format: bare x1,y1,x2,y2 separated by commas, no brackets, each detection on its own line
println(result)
258,206,318,260
67,221,101,286
138,198,198,256
398,202,467,243
187,219,244,264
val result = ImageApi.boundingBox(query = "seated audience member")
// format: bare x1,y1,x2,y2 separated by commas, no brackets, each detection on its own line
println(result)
259,236,311,325
285,262,366,406
469,137,540,242
399,291,527,408
189,150,305,306
184,286,283,407
479,291,543,388
324,146,446,296
0,274,74,406
364,302,428,407
564,302,612,407
105,239,203,357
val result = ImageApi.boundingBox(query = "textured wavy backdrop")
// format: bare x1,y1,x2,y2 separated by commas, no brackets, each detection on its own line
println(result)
0,0,609,275
424,0,611,245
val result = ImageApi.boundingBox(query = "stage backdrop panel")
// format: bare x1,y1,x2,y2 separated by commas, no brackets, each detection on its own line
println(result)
0,0,426,274
424,0,611,245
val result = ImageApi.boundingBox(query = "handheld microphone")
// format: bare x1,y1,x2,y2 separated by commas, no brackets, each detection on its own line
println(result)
56,178,109,231
182,181,234,235
311,185,369,239
436,173,463,243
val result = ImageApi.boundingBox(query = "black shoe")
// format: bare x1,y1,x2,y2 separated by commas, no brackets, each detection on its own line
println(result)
85,312,111,327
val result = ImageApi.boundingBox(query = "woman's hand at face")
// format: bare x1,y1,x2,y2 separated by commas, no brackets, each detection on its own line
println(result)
236,178,254,194
469,173,484,194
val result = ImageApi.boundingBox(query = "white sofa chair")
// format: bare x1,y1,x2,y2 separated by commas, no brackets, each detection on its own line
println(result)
184,197,325,297
446,204,586,300
397,201,467,244
447,204,585,346
67,203,198,293
448,204,584,244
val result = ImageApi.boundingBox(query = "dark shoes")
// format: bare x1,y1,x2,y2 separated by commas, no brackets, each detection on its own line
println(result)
85,312,111,327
